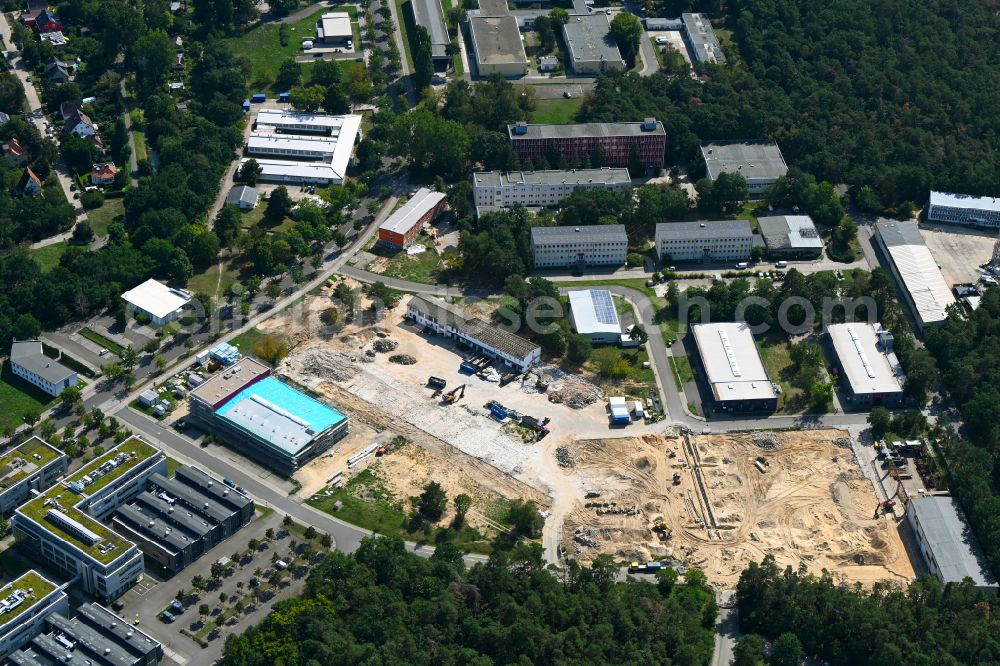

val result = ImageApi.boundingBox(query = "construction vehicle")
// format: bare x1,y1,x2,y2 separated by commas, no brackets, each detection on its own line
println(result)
499,370,520,386
520,415,550,430
873,500,896,518
652,522,672,540
442,384,466,404
672,472,682,485
427,376,447,390
754,457,770,473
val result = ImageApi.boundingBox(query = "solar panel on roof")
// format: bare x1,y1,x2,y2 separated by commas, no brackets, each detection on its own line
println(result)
590,290,618,325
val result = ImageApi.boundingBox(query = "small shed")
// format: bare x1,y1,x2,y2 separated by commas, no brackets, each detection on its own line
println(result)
139,389,158,407
279,92,290,103
242,99,251,112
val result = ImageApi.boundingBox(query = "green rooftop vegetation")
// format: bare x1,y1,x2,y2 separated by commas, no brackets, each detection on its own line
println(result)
18,488,133,565
0,438,62,492
63,437,160,496
0,570,58,627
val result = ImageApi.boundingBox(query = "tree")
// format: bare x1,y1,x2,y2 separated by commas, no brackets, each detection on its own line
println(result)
238,159,262,186
771,633,804,666
121,345,139,370
266,186,293,223
60,134,97,176
508,500,543,537
23,409,40,427
452,493,472,528
310,60,342,87
13,314,41,341
628,324,648,344
199,603,210,617
289,85,325,112
418,481,447,521
566,334,592,363
134,29,173,90
411,25,434,91
215,206,243,247
255,335,288,365
609,12,642,69
60,386,82,412
276,59,302,90
322,85,349,114
732,634,767,666
72,221,95,244
304,526,317,540
549,7,569,24
868,407,892,438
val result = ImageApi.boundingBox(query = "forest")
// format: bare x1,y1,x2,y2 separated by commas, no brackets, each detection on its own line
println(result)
581,0,1000,210
223,537,718,666
734,555,1000,665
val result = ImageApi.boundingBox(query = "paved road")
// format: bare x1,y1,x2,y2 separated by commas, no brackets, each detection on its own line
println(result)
712,591,740,666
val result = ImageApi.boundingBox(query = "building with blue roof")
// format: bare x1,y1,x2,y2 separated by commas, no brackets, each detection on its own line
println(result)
209,342,241,366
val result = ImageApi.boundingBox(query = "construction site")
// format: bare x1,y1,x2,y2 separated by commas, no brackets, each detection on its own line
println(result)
560,429,917,586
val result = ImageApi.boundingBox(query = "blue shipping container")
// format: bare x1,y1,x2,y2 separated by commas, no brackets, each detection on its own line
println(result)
251,93,266,103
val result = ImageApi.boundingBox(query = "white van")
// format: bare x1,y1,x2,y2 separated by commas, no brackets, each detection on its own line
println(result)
735,262,749,269
775,260,788,268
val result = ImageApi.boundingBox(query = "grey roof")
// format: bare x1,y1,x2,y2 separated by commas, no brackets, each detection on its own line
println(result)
701,142,788,182
655,219,753,240
147,473,232,524
682,13,725,65
113,503,200,554
562,13,624,67
408,295,540,361
532,224,628,244
757,215,823,250
469,15,527,66
478,0,510,16
225,185,257,207
876,217,925,247
411,0,450,58
475,168,631,188
174,465,253,513
909,496,997,588
10,341,76,386
509,119,665,140
129,490,215,538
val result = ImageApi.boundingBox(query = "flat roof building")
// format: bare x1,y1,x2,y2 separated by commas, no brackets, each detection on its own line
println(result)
568,289,622,344
225,185,258,211
690,322,777,413
12,437,166,601
681,13,725,65
411,0,451,65
8,603,163,666
927,190,1000,229
407,295,541,372
0,437,67,516
907,496,997,592
247,133,337,160
316,12,352,45
827,323,906,408
249,111,361,186
873,219,956,331
469,15,528,77
654,220,754,263
701,141,788,197
562,13,625,74
473,168,630,216
0,571,68,658
757,215,823,256
377,187,446,249
189,358,349,475
121,279,192,326
509,119,666,170
9,341,77,398
531,224,628,270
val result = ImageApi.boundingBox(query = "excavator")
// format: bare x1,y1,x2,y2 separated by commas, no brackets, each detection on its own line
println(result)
442,384,466,405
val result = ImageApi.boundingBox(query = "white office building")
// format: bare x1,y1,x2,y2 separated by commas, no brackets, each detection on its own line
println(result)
247,133,337,160
568,289,622,344
690,322,777,413
249,110,361,185
531,225,628,270
654,220,753,262
121,278,192,326
927,191,1000,229
9,341,77,397
701,142,788,197
473,168,631,215
874,219,956,330
827,323,906,408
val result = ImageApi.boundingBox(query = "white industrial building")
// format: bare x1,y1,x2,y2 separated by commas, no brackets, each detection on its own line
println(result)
654,220,754,263
568,289,622,344
690,322,777,413
9,340,77,397
873,219,956,331
701,142,788,197
248,110,361,185
757,215,824,257
0,571,69,657
472,168,631,215
247,134,337,160
681,13,725,66
927,190,1000,229
827,323,906,408
531,225,628,270
316,12,352,45
907,496,998,592
407,295,540,372
468,15,529,77
121,278,192,326
562,13,625,74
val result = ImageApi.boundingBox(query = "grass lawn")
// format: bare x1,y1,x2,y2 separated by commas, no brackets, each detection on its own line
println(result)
30,242,69,272
79,327,125,356
85,198,125,237
230,327,268,355
532,97,583,124
225,7,360,87
240,205,267,230
132,129,148,162
757,333,804,413
668,354,694,391
187,261,239,301
371,234,446,284
0,361,57,432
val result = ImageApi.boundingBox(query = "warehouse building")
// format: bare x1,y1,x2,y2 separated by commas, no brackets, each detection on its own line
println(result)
701,142,788,197
873,219,956,331
8,603,163,666
8,341,77,398
0,571,68,657
468,15,528,77
827,323,906,408
654,220,753,263
0,437,67,516
12,437,166,601
568,290,622,344
112,466,254,573
189,359,349,476
531,224,628,271
121,279,192,326
407,295,541,372
757,215,823,257
906,496,998,592
509,119,665,170
411,0,451,68
681,13,725,65
316,12,352,46
377,187,446,248
472,168,630,215
927,191,1000,229
690,322,777,413
247,134,338,160
562,13,625,74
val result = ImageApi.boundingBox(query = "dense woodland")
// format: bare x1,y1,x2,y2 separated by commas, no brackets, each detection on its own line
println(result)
224,537,717,665
734,555,1000,665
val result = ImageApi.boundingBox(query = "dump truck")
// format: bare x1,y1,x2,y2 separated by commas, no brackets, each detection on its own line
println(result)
427,376,447,390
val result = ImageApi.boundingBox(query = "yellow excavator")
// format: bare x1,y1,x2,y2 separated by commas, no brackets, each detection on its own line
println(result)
442,384,466,405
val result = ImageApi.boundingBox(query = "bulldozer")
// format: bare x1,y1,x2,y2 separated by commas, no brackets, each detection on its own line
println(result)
652,521,672,540
442,384,466,405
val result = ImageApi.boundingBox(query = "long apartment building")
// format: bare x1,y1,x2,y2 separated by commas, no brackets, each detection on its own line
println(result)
0,438,67,516
12,437,167,601
472,168,631,215
654,220,754,262
681,13,726,66
377,187,446,248
508,119,665,170
531,225,628,270
0,571,68,657
927,190,1000,229
188,358,349,476
9,341,77,397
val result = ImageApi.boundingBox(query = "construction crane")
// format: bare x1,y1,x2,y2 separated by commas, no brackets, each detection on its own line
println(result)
442,384,466,404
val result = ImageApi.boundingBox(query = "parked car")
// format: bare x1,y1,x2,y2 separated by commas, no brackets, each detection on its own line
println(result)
99,348,109,356
171,600,184,613
161,611,175,623
223,478,236,488
563,91,573,98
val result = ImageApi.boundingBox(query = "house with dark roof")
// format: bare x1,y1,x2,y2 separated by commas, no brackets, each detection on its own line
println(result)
63,109,101,147
43,57,70,83
9,340,77,396
17,169,42,197
32,8,62,32
58,100,80,121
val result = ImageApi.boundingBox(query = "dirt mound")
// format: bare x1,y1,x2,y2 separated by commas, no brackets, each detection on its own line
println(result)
373,339,398,353
278,347,359,383
389,354,417,365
